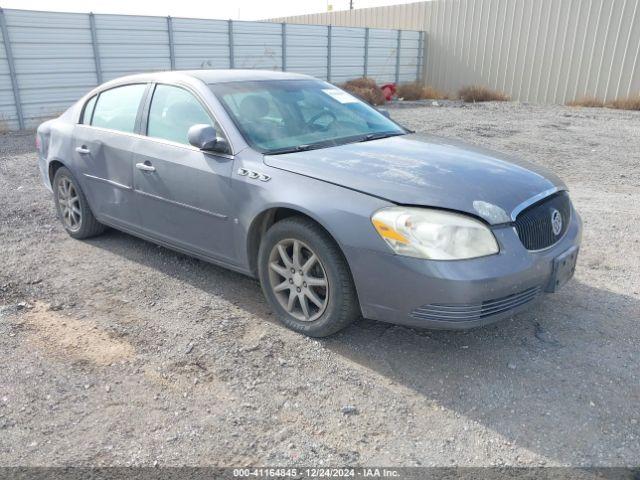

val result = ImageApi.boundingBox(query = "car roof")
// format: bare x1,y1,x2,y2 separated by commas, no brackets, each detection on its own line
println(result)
187,69,313,83
99,69,313,90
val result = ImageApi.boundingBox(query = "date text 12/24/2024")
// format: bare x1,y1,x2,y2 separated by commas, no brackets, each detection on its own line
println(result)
233,468,400,478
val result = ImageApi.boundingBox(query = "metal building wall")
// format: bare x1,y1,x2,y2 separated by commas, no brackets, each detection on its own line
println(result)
272,0,640,105
0,8,423,131
0,31,17,131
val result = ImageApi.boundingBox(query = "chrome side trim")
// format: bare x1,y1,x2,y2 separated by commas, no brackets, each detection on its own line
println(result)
134,189,228,219
83,173,132,190
510,186,560,221
237,168,270,181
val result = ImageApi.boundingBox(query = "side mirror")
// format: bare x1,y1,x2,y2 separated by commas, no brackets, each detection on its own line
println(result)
377,108,391,119
188,124,222,151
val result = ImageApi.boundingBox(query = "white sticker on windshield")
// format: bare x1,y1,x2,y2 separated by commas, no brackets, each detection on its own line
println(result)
322,89,359,104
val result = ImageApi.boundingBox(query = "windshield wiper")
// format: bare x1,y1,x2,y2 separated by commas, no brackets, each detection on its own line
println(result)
357,131,406,143
265,143,328,155
265,131,407,155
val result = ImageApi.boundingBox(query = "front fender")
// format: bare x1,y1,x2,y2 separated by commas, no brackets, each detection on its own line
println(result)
232,164,395,276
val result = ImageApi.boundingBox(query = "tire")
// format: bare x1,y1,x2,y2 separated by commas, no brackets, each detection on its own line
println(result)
52,166,105,239
258,216,360,337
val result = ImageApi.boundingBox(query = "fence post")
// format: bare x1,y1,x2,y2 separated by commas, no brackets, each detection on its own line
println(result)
167,16,175,70
281,22,286,72
327,25,332,82
0,8,24,130
363,27,369,78
417,31,423,82
395,29,401,84
88,12,102,84
228,19,234,69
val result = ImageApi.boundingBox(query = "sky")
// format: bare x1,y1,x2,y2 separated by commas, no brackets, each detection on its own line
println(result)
0,0,417,21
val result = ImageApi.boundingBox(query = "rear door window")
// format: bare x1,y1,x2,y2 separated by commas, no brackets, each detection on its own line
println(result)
91,84,147,134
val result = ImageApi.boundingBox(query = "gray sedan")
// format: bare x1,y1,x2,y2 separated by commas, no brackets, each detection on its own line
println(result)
36,70,582,337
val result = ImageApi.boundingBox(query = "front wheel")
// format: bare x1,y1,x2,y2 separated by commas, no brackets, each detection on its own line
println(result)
53,166,105,239
258,217,360,337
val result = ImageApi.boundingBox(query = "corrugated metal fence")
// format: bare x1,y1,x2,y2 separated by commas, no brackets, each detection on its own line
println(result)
273,0,640,105
0,8,423,131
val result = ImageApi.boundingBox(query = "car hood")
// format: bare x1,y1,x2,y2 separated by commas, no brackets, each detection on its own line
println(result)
263,133,566,224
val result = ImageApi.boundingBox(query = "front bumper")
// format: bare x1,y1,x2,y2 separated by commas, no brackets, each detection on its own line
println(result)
346,209,583,329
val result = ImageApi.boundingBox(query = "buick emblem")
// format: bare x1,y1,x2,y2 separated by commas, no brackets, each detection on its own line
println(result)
550,209,563,236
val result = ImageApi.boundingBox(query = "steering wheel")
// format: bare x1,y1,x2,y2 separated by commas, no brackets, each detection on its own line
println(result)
306,109,337,131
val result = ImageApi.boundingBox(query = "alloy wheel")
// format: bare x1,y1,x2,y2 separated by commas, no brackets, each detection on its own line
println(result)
267,238,329,322
57,176,81,232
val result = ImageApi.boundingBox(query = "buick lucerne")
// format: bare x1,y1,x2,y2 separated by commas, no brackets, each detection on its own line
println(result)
36,70,582,337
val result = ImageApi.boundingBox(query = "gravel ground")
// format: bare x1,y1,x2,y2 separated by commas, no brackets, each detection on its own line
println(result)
0,101,638,467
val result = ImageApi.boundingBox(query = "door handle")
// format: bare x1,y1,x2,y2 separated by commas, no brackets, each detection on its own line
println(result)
135,162,156,172
75,146,90,154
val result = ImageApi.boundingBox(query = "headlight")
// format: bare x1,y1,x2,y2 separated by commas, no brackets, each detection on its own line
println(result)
371,207,499,260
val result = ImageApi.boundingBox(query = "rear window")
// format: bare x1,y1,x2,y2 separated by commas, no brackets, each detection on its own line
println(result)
91,84,146,134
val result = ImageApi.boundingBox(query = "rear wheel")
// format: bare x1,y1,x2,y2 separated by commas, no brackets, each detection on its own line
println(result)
258,217,359,337
53,166,105,239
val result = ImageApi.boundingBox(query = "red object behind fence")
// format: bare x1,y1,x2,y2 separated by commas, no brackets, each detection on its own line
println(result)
381,83,396,101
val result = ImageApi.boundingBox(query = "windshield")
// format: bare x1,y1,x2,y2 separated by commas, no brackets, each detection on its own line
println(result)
209,79,406,154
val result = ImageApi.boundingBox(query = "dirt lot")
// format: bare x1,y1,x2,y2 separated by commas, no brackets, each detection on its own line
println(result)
0,102,639,467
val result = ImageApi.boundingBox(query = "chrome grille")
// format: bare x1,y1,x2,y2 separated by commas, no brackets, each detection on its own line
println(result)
514,191,571,250
410,286,541,322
